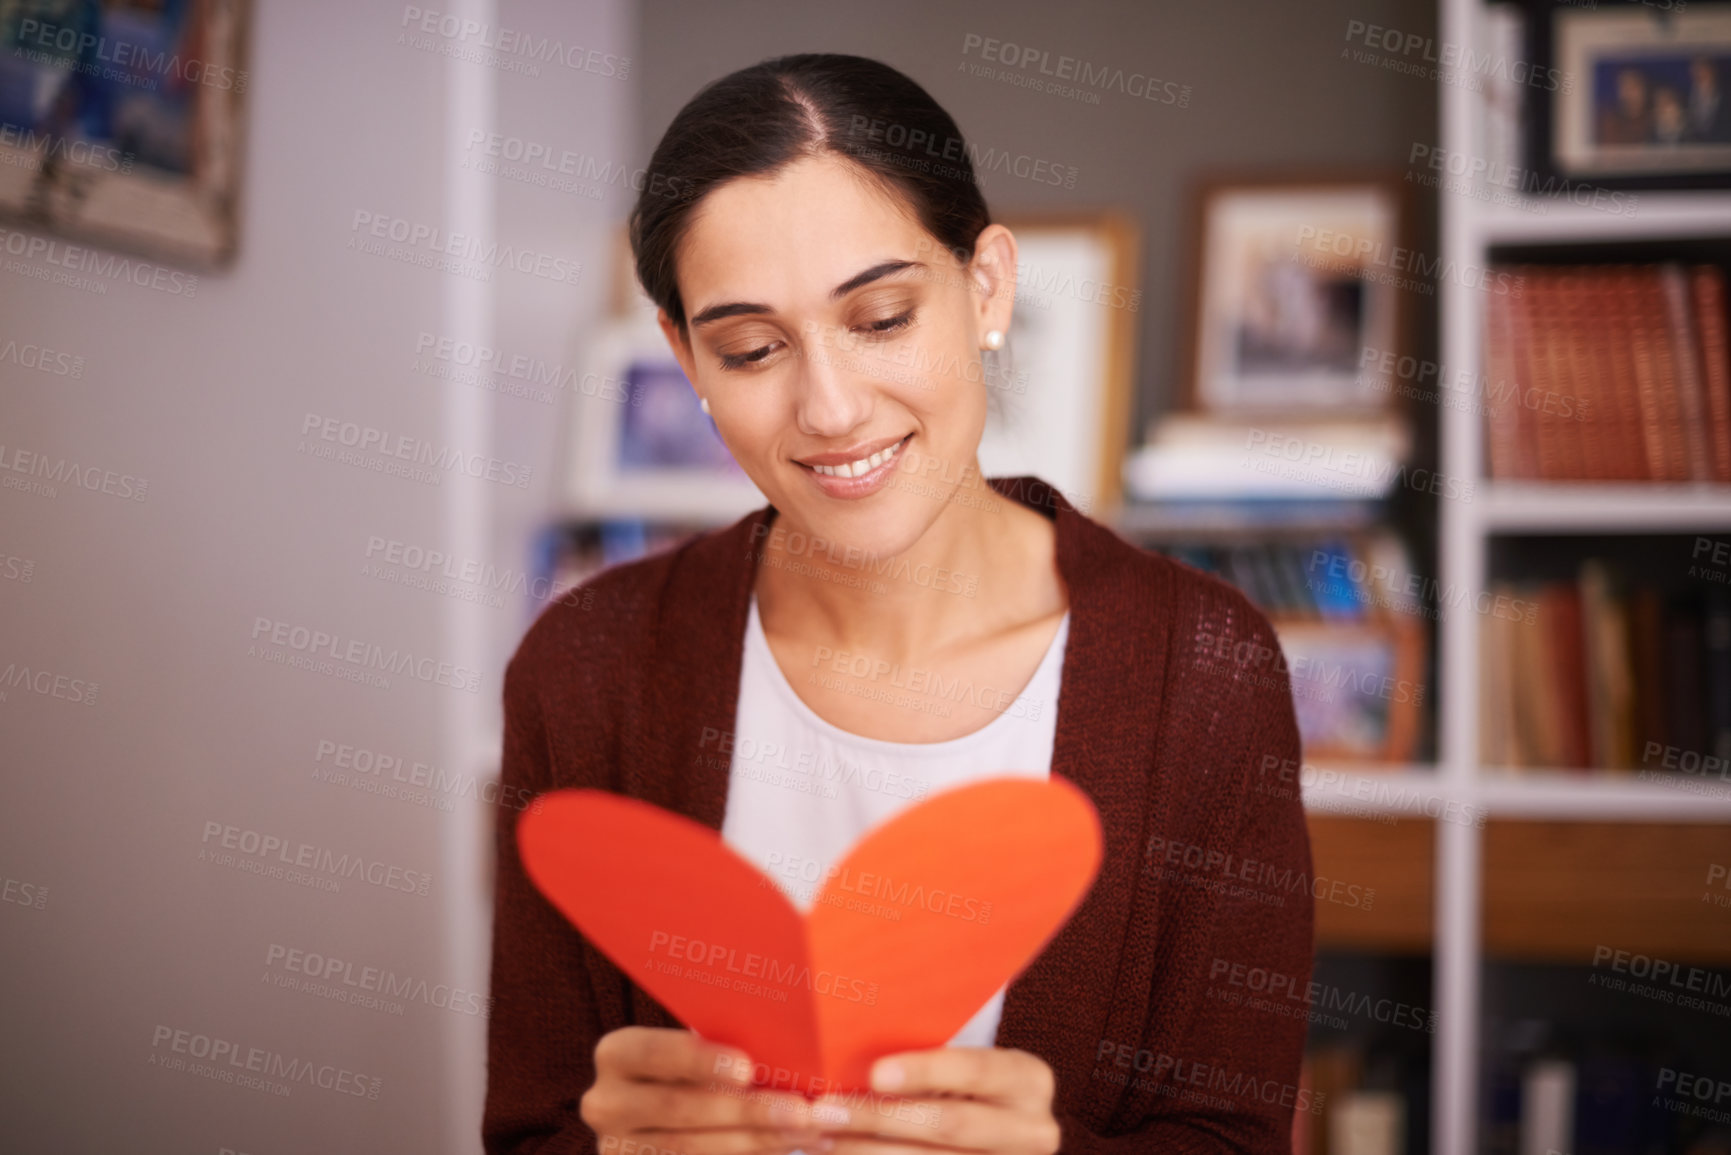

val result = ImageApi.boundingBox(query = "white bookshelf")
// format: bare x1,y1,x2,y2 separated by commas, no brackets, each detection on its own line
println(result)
1433,2,1731,1152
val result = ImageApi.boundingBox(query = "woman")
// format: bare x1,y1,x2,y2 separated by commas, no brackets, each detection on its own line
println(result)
484,53,1312,1155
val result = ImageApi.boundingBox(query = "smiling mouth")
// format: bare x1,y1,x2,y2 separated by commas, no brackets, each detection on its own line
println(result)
800,433,913,479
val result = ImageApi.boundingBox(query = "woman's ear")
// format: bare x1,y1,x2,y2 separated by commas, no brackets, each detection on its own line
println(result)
657,308,701,393
968,224,1017,345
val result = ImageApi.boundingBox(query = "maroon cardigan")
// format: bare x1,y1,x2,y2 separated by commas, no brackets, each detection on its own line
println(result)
483,476,1314,1154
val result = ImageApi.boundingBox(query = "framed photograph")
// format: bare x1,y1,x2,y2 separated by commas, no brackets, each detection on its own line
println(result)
983,212,1142,515
0,0,250,267
559,311,768,523
1181,174,1411,417
1273,615,1425,764
1525,0,1731,188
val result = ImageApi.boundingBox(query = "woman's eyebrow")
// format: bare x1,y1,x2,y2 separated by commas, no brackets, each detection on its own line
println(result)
689,259,927,328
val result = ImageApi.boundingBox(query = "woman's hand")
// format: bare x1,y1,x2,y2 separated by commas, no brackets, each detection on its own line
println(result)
581,1027,831,1155
811,1047,1062,1155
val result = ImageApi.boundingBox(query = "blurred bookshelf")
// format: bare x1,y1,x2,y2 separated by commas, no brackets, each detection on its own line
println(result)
1429,1,1731,1152
1103,2,1731,1148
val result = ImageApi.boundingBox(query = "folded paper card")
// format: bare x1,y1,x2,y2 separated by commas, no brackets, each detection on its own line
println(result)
516,776,1103,1094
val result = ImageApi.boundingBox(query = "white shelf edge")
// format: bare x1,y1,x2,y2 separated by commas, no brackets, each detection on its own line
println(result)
1300,764,1731,819
1471,482,1731,533
1467,190,1731,246
1475,769,1731,819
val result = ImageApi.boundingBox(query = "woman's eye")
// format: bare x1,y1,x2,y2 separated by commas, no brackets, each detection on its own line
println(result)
858,310,914,336
718,343,779,370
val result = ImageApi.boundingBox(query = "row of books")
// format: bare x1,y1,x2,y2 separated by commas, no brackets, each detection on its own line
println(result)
532,518,704,617
1480,561,1731,771
1482,1012,1731,1155
1302,1019,1730,1155
1482,263,1731,482
1295,1042,1425,1155
1159,535,1416,624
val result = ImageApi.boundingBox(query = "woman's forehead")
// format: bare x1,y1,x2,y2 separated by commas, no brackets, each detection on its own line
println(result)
676,157,932,307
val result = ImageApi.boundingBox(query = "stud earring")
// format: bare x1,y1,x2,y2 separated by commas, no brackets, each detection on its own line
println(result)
983,329,1004,351
699,396,711,415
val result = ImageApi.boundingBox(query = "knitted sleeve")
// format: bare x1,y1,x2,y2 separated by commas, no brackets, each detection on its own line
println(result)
481,621,609,1155
1056,589,1314,1152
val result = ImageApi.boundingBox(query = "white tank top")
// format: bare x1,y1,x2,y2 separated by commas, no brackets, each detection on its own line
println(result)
720,593,1070,1048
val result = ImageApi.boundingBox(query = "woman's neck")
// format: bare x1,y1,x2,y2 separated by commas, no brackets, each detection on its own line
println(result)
751,474,1067,667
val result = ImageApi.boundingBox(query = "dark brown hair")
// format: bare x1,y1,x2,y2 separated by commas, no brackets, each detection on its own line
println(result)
628,53,992,334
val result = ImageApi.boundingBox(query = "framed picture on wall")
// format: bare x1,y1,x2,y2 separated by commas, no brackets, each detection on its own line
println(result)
985,212,1142,516
1181,174,1411,416
1523,0,1731,188
559,310,767,523
0,0,250,268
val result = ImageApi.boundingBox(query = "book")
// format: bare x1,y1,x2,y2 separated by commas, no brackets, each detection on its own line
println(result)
1549,582,1593,770
1483,263,1731,482
1518,1059,1575,1155
1694,266,1731,482
1123,414,1411,501
1665,599,1708,758
1482,586,1518,767
1481,566,1727,774
1331,1091,1405,1155
1579,561,1634,771
1629,588,1669,762
1706,588,1731,766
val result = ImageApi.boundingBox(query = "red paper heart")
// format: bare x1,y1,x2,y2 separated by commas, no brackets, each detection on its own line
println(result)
517,776,1102,1094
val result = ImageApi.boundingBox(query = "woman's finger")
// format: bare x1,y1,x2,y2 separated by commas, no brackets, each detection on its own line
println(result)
631,1126,826,1155
809,1094,1029,1151
869,1047,1055,1107
827,1138,967,1155
595,1026,756,1087
594,1078,820,1133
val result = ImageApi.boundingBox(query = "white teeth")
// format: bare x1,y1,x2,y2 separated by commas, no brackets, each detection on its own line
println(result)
810,437,904,479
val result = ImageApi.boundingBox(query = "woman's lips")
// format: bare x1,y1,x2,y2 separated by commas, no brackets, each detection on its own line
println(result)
798,433,912,499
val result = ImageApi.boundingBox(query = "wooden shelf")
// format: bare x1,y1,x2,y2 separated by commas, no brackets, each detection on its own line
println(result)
1308,814,1434,954
1483,821,1731,966
1307,814,1731,963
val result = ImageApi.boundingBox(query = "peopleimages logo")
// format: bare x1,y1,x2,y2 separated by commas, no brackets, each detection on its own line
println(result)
0,661,98,706
199,820,434,897
1342,19,1570,93
960,33,1192,106
299,412,533,488
0,225,197,296
398,7,630,78
13,19,247,93
647,930,880,1006
348,210,582,287
264,943,491,1017
0,337,84,378
0,443,149,502
248,616,483,694
149,1025,380,1100
0,124,131,173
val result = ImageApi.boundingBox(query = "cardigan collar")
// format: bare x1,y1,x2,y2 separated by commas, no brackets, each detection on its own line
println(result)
627,475,1169,1093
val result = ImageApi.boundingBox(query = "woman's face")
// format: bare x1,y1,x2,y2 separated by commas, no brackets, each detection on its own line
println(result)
657,154,1016,558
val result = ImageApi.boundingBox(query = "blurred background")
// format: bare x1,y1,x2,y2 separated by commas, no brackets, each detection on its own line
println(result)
2,0,1729,1152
